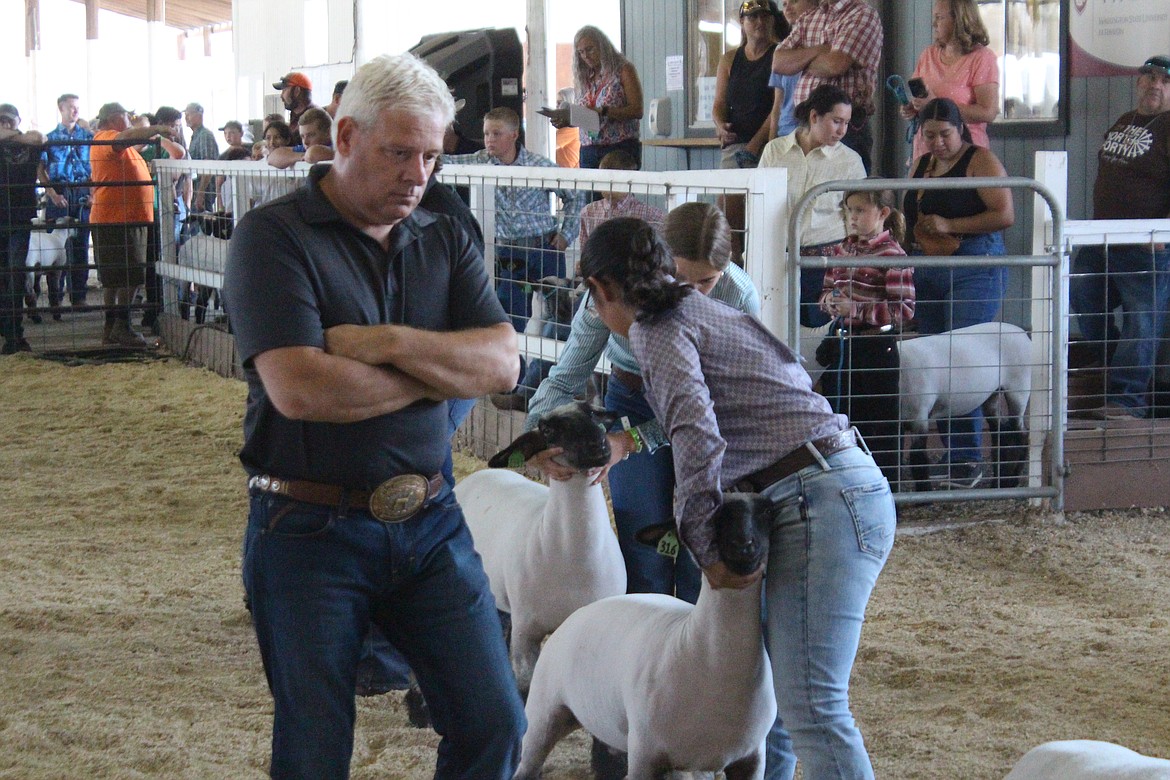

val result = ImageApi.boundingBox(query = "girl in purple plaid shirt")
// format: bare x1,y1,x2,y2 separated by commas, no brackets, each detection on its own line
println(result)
581,217,895,780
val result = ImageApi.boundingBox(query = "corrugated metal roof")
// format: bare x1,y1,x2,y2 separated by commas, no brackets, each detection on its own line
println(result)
69,0,232,31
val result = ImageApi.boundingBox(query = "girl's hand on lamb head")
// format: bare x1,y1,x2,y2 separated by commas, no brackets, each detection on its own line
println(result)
584,431,637,486
528,447,577,482
703,561,764,590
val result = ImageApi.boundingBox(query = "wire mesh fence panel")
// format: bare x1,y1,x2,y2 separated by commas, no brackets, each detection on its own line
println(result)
790,176,1064,505
3,135,171,358
150,157,1158,512
1063,219,1170,462
154,159,302,377
436,163,773,462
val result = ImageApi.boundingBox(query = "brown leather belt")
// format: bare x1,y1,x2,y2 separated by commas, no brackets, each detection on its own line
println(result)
733,429,858,493
247,473,444,523
611,366,644,393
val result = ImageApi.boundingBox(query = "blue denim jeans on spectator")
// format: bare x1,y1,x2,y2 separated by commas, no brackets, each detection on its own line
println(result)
354,397,480,695
1070,243,1170,416
762,445,895,780
801,267,832,328
243,491,525,780
496,240,567,332
1,230,30,345
801,241,846,328
605,373,701,603
46,191,90,305
516,299,575,399
911,232,1007,463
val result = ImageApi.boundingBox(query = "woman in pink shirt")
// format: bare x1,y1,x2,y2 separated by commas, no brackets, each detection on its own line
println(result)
901,0,999,162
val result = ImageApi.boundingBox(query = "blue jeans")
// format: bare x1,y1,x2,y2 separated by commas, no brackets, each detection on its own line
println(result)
356,397,480,694
801,267,832,328
1071,243,1170,415
496,240,566,332
801,242,847,328
46,191,90,304
243,492,525,779
912,232,1007,462
605,373,701,603
1,230,30,344
762,445,896,780
842,112,873,176
516,311,574,399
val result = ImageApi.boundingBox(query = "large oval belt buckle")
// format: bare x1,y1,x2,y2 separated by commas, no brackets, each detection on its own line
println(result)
369,474,429,523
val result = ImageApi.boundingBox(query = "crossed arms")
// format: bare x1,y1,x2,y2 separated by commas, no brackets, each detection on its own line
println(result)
254,322,518,424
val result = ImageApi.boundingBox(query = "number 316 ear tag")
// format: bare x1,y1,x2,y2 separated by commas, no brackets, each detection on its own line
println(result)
656,529,680,560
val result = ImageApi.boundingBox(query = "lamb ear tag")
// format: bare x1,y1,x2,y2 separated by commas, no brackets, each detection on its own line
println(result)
656,530,679,560
508,450,526,469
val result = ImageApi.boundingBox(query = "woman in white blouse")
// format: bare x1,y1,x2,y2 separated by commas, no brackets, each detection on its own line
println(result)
759,84,865,327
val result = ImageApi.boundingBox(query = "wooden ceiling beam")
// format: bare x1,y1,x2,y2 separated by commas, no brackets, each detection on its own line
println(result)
66,0,232,31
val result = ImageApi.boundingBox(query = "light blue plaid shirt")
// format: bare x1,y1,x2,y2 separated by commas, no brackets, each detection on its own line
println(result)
443,146,585,245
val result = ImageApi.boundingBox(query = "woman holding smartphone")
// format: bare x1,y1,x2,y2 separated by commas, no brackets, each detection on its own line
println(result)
901,0,999,161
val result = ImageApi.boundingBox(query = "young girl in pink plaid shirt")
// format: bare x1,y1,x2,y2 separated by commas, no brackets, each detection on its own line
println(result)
819,188,915,330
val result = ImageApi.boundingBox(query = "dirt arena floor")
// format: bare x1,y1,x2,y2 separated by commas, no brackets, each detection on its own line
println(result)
2,354,1168,779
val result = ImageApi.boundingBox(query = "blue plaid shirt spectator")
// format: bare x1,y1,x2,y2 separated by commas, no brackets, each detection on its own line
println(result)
444,146,585,245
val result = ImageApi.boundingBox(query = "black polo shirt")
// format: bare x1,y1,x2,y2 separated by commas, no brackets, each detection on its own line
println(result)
224,164,507,488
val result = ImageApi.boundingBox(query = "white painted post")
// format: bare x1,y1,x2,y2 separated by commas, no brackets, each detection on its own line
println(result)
525,0,552,160
745,167,789,343
1030,151,1068,495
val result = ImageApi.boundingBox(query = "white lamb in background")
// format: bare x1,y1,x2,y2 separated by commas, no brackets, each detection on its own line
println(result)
456,400,627,697
1005,740,1170,779
24,218,75,322
514,493,777,780
177,232,229,274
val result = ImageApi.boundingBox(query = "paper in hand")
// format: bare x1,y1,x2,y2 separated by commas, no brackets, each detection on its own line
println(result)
538,104,600,133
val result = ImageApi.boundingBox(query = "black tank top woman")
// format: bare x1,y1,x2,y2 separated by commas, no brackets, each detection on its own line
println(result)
726,43,778,145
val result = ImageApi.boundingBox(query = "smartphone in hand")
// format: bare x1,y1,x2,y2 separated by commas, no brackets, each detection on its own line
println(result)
908,78,928,99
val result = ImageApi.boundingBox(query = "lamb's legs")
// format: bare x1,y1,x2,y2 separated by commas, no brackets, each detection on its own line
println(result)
513,701,579,780
510,629,542,699
906,432,933,493
724,748,765,780
591,737,628,780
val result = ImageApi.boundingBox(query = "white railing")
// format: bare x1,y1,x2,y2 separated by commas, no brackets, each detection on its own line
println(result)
151,158,793,366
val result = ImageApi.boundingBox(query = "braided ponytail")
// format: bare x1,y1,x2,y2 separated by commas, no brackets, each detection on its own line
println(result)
580,217,691,321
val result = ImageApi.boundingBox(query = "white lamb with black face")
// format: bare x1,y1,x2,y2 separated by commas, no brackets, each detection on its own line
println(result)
514,493,778,780
455,401,627,698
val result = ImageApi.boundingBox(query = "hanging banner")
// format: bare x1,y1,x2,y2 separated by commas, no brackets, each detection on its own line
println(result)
1070,0,1170,77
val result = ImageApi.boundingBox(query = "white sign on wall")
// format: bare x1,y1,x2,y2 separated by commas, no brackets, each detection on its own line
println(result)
1071,0,1170,75
695,76,717,122
665,55,684,91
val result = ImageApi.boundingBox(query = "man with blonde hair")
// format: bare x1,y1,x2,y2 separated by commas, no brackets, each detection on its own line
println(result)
225,52,525,779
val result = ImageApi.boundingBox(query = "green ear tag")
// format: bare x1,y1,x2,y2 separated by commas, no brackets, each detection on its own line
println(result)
508,451,526,469
656,530,680,560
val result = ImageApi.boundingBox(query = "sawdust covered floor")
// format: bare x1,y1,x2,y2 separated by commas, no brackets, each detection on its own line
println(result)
1,355,1168,779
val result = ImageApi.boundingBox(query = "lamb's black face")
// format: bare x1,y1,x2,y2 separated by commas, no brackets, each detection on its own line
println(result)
537,402,617,470
713,494,774,575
